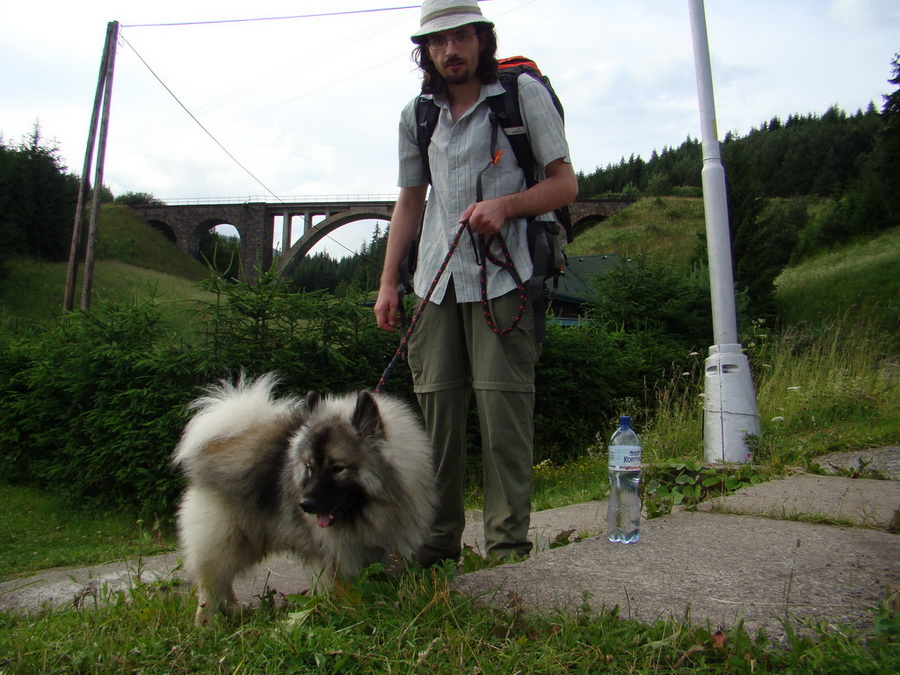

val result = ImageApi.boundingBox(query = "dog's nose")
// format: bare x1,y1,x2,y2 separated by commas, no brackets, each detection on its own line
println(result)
299,497,316,514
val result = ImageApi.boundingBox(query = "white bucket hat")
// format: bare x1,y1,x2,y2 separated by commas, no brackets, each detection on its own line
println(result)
411,0,494,43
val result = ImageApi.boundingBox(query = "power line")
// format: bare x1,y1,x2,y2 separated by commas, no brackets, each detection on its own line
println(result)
119,34,283,203
121,35,378,261
115,1,478,262
122,5,420,29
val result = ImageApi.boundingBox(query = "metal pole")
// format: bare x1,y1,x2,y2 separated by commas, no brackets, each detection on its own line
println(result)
64,21,117,313
80,21,119,311
687,0,760,463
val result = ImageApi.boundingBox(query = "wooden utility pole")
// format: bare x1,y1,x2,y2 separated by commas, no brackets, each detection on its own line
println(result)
64,21,119,312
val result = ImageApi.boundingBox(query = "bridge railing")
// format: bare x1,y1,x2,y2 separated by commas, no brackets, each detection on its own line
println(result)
161,194,400,206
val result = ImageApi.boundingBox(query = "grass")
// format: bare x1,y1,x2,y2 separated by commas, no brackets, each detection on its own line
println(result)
92,204,209,282
776,227,900,341
1,558,897,672
0,204,211,330
0,485,175,582
1,201,898,671
565,196,706,266
637,317,899,470
1,561,897,673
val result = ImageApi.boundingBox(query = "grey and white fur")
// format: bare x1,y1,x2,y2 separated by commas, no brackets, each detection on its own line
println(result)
172,373,436,625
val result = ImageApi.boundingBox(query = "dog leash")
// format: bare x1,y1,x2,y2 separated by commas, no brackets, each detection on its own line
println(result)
375,219,467,393
469,118,528,337
375,118,525,392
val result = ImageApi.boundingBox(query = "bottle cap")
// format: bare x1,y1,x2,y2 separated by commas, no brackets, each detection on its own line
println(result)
619,416,631,426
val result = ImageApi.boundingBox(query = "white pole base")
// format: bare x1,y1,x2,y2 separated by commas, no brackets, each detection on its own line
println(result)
702,343,761,464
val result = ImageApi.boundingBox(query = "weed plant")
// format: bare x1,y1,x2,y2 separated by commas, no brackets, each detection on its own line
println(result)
638,315,898,469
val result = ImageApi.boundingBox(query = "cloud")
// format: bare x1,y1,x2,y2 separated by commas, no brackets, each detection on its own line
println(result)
3,0,898,205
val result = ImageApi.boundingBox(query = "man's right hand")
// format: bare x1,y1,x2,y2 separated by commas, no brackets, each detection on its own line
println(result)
374,286,400,332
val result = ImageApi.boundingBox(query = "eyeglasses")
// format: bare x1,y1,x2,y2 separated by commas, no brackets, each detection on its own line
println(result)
426,29,478,51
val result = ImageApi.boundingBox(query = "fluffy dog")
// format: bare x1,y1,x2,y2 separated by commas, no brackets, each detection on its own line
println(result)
172,373,435,625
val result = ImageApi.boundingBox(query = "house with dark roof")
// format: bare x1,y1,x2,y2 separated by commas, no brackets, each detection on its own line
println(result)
547,253,628,323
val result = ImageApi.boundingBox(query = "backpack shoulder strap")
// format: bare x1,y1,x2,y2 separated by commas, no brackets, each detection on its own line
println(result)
487,71,536,188
488,69,574,243
415,95,440,185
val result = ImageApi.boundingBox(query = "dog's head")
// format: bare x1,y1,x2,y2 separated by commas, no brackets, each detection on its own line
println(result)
291,390,388,528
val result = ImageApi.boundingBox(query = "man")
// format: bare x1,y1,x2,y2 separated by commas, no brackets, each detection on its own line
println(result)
374,0,577,564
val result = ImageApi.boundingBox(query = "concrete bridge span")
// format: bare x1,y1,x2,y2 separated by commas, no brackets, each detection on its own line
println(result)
129,197,633,279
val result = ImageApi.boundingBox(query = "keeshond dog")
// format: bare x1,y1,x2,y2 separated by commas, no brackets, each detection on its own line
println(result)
172,373,436,625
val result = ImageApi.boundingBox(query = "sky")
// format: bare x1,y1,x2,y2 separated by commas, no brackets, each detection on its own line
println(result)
2,0,898,258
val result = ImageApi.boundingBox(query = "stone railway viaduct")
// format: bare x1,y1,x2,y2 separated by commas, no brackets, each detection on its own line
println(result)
130,197,633,278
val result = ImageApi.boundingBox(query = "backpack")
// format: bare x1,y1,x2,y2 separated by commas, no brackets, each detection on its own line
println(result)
407,56,573,341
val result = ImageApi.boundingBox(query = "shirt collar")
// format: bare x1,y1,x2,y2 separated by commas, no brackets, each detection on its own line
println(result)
429,80,507,109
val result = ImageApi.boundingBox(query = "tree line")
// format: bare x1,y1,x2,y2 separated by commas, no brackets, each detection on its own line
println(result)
577,54,899,319
3,54,897,314
0,126,80,271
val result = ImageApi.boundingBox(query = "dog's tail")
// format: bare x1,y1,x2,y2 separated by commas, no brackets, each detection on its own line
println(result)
172,372,302,467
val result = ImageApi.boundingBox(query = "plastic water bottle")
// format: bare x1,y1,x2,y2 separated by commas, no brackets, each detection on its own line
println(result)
606,416,642,543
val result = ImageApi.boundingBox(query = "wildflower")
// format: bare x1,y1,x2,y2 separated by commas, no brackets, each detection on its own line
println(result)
771,416,785,422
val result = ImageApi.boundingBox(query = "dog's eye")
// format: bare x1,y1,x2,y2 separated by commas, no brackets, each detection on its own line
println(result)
331,465,346,475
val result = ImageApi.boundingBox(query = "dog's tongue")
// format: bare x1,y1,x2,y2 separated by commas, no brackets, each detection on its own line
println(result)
316,512,335,528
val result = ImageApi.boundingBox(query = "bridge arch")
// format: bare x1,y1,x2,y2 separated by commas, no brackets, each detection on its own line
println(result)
146,219,177,244
130,198,632,280
276,206,393,274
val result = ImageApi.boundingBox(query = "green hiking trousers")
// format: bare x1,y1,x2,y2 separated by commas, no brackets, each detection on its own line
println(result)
407,283,541,558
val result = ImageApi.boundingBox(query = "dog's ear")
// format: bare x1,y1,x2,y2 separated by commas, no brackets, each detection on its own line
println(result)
306,391,320,412
352,391,384,439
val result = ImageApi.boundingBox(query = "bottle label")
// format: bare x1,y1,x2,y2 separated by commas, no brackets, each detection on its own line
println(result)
608,444,641,472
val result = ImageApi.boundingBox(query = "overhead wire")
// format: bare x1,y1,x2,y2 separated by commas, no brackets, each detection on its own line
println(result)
123,28,374,260
112,2,511,260
121,5,422,29
118,28,391,259
119,33,284,204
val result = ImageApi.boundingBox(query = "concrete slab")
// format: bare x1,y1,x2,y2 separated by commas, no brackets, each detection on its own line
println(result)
0,553,183,614
452,510,900,638
813,446,900,480
696,473,900,531
2,453,898,640
463,500,608,556
0,501,610,615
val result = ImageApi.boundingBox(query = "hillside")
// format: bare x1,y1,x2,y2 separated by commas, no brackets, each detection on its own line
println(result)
93,204,210,282
564,197,705,266
2,199,898,345
0,205,212,328
775,226,900,335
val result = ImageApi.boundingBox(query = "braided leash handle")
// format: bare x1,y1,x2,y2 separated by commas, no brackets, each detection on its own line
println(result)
477,232,528,336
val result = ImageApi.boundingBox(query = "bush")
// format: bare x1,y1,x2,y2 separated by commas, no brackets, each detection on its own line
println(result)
0,303,201,514
534,323,641,461
113,191,165,207
586,256,713,348
0,273,410,514
0,265,709,512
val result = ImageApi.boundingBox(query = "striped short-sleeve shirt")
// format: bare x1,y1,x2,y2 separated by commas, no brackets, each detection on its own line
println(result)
398,74,571,304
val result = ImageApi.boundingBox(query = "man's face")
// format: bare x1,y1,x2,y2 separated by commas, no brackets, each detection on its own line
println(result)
425,24,482,86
